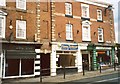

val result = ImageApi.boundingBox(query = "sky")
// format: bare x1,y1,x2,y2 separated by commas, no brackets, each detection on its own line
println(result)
106,0,119,43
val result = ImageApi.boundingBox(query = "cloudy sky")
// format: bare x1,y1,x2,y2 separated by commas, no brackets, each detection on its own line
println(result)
106,0,119,43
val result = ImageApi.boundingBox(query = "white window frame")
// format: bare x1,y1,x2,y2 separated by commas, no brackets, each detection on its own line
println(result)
0,15,6,38
82,23,91,41
65,3,72,16
66,24,73,40
81,4,89,18
16,20,26,39
0,0,6,6
97,9,102,21
16,0,26,10
98,28,104,42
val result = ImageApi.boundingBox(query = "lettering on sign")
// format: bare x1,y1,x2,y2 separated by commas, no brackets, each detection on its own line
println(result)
61,44,78,50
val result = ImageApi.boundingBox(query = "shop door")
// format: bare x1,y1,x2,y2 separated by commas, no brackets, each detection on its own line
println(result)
82,54,89,70
40,53,50,76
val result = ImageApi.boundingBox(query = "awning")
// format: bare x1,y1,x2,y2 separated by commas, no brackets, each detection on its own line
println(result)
6,50,36,59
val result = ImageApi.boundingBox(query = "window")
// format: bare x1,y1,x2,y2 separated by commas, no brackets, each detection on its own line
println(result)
0,16,6,38
65,3,72,16
97,10,102,21
0,0,6,6
16,0,26,10
16,20,26,39
98,28,104,42
82,25,91,41
66,24,73,40
81,4,89,18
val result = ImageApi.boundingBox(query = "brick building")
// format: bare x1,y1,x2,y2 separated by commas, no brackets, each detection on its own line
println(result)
0,0,116,78
0,1,42,78
50,0,116,76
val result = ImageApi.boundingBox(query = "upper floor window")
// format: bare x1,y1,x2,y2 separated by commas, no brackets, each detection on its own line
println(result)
0,0,6,6
81,4,89,18
0,15,6,38
16,20,26,39
98,28,104,42
82,21,91,41
97,9,102,21
66,24,73,40
65,3,72,16
16,0,26,10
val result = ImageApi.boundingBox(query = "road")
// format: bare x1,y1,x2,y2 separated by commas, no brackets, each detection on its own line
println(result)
59,72,120,84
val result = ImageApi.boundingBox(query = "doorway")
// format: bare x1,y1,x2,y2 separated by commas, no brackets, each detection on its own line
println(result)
40,53,50,76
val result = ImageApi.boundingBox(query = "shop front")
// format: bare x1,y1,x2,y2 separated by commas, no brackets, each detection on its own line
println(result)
0,42,41,79
87,43,115,70
51,42,83,76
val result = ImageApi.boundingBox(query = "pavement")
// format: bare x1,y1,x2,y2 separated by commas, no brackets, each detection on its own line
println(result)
2,67,120,84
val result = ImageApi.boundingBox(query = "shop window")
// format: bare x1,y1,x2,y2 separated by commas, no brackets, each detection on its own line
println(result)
65,3,72,17
58,55,75,67
21,59,34,75
0,16,6,38
98,28,104,42
97,9,103,21
5,59,20,76
0,0,6,6
66,23,73,40
16,0,26,10
81,4,89,19
16,20,26,39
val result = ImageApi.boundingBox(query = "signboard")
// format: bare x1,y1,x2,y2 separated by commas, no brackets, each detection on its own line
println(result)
61,44,78,50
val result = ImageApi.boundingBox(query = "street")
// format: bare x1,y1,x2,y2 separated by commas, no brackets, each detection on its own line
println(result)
60,72,120,84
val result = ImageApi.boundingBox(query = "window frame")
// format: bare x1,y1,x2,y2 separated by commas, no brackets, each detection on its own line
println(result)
98,28,104,42
65,2,72,17
16,0,26,10
97,9,103,21
16,20,26,39
0,15,6,38
81,4,89,18
66,23,73,40
82,24,91,41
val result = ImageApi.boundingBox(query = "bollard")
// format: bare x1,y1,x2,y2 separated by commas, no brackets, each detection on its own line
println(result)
63,66,66,79
83,61,85,76
100,65,102,73
0,78,2,84
114,63,116,71
40,69,42,83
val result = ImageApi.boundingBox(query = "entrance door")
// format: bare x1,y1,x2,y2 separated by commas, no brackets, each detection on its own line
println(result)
40,53,50,76
82,54,89,70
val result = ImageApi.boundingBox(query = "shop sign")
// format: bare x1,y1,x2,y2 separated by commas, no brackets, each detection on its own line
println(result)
96,47,111,50
61,44,78,50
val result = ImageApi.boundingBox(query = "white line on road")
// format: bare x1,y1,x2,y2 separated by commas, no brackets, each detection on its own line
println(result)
86,77,120,84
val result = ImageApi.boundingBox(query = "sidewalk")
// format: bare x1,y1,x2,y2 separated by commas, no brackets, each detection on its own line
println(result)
2,67,119,84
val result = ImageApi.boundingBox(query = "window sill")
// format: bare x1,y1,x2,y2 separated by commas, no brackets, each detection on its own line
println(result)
16,8,27,13
97,20,103,22
81,17,90,21
82,41,91,42
65,14,73,18
98,41,104,43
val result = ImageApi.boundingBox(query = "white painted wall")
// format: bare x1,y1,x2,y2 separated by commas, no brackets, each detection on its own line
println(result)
51,44,57,76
